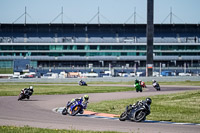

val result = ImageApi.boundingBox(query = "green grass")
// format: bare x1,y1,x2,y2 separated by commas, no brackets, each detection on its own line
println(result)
88,81,200,86
158,81,200,86
0,84,134,96
0,68,13,74
0,80,199,96
1,80,200,86
87,90,200,124
0,126,122,133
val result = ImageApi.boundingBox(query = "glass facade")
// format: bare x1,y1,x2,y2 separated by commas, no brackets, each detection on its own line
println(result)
0,61,13,68
0,44,200,56
0,23,200,69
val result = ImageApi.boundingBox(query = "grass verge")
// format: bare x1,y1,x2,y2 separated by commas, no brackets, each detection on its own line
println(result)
0,84,134,96
0,125,122,133
0,81,200,86
0,68,13,74
87,90,200,124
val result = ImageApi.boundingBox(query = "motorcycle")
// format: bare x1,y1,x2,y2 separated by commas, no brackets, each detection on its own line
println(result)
79,81,87,86
18,89,33,101
62,99,88,116
153,82,161,91
134,83,142,92
119,102,150,122
140,81,147,88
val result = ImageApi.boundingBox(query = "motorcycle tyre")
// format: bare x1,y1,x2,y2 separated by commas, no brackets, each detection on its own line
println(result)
62,108,67,115
155,87,160,91
69,106,81,116
18,94,23,101
134,110,146,122
119,112,127,121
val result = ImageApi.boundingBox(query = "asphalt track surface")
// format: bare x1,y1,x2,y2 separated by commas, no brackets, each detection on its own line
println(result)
0,85,200,133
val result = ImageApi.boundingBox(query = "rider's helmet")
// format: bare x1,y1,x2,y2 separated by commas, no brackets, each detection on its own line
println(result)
152,80,156,83
135,79,139,84
29,86,33,89
146,98,152,105
83,95,89,101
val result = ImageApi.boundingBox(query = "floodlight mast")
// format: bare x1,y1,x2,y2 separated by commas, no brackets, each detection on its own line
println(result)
146,0,154,77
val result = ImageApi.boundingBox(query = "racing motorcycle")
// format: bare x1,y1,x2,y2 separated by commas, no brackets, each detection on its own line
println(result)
62,99,88,116
79,80,87,86
18,89,33,101
134,83,142,92
119,101,150,122
152,82,161,91
140,81,147,88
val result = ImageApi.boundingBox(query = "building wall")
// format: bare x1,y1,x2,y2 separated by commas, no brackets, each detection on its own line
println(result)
0,23,200,69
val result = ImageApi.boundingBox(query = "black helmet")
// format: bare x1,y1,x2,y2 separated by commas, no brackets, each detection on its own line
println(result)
146,98,152,105
135,79,139,83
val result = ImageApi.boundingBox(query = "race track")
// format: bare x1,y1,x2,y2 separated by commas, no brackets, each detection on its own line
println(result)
0,85,200,133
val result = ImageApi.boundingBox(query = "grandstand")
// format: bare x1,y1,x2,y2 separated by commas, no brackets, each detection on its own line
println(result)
0,23,200,76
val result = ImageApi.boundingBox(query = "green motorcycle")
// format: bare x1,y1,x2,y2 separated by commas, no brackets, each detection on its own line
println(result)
135,83,142,92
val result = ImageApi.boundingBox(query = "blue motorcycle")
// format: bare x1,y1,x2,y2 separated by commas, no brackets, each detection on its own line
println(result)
62,99,88,116
79,80,87,86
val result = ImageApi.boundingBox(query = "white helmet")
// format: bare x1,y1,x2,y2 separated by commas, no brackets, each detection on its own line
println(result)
29,86,33,89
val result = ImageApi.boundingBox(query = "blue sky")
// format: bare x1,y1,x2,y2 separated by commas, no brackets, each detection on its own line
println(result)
0,0,200,24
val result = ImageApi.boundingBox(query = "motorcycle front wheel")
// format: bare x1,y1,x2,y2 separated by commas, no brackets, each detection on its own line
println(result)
119,112,127,121
18,94,23,101
134,110,146,122
62,108,67,115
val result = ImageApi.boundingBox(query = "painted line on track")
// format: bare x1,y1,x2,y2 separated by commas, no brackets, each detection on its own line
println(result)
53,107,200,126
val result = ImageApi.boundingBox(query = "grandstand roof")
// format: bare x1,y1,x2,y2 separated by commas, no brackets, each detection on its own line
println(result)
1,23,200,34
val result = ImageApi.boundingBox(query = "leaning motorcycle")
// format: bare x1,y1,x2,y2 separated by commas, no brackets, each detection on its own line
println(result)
119,102,150,122
140,81,147,88
134,83,142,92
79,81,87,86
153,82,161,91
18,89,33,101
62,99,88,116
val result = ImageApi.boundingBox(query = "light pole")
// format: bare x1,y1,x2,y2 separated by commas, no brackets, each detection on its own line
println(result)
146,0,154,77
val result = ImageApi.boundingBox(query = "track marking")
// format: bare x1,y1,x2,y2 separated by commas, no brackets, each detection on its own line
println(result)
53,107,200,126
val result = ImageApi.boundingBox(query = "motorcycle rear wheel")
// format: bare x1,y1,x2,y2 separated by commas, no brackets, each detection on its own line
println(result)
69,106,81,116
119,112,127,121
134,110,146,122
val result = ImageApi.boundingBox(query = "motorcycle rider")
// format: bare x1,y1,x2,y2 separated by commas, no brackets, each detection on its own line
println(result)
67,95,89,110
134,79,139,84
79,79,87,86
139,80,146,88
134,79,142,92
79,80,83,84
130,98,152,111
152,79,159,87
21,86,34,96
